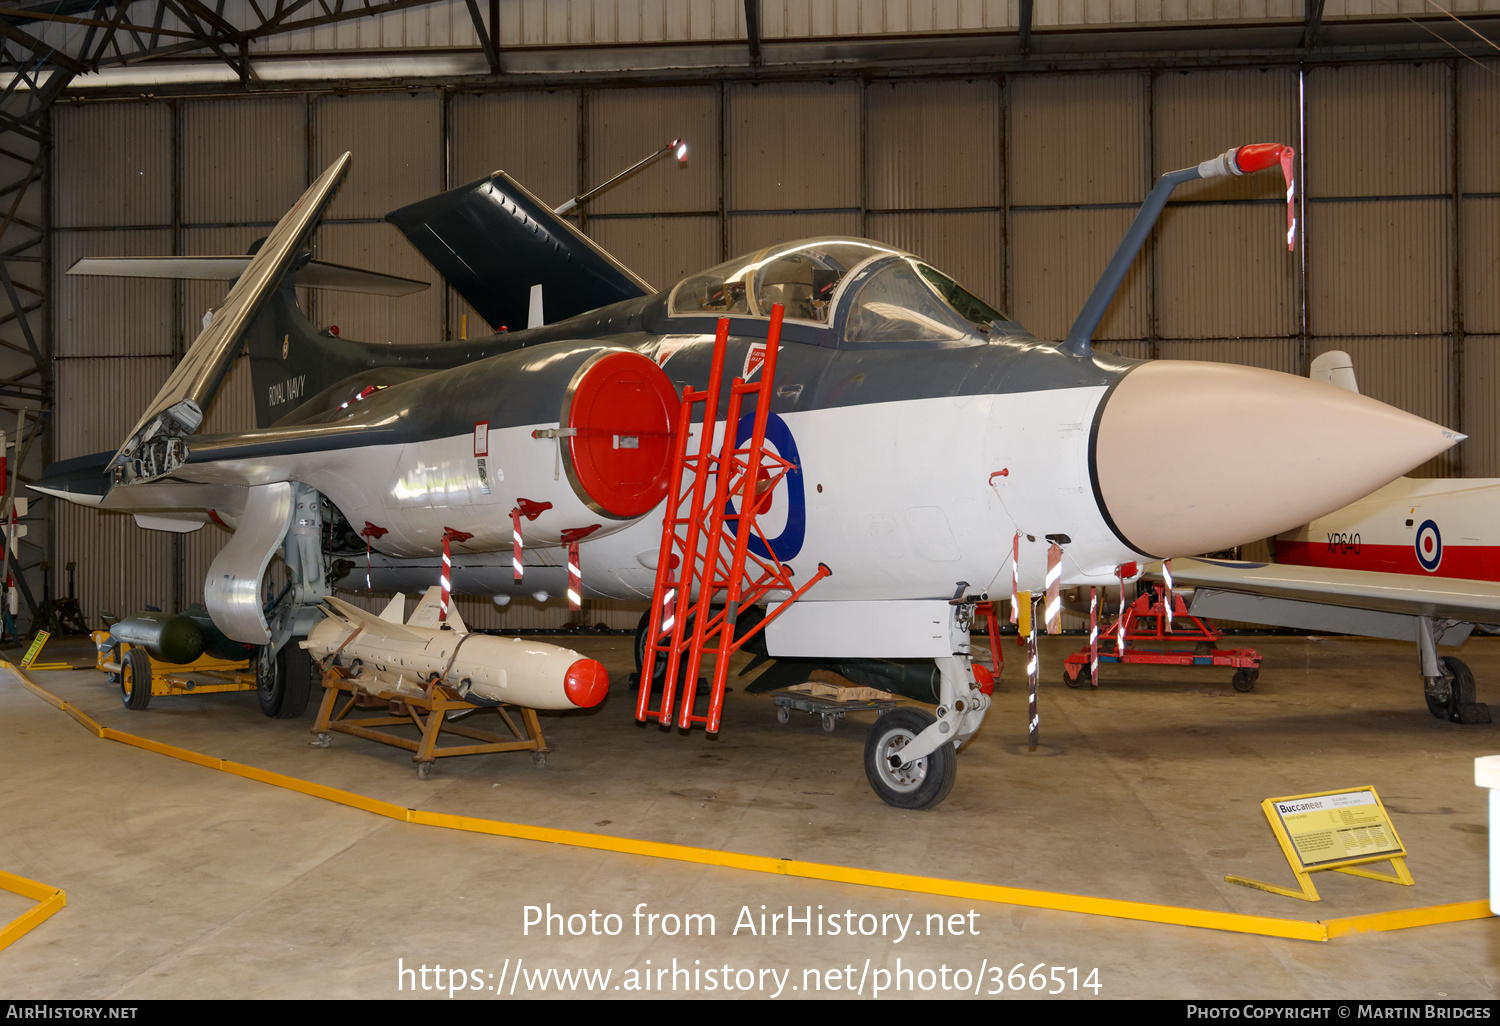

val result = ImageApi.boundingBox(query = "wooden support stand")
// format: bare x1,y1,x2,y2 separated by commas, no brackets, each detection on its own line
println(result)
310,666,548,778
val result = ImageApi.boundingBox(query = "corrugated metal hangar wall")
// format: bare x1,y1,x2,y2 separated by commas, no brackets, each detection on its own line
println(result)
46,61,1500,628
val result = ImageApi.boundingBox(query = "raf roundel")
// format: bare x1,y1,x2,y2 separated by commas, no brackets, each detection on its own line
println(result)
1415,519,1443,572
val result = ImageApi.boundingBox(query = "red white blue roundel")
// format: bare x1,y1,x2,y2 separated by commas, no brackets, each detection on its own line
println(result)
1415,519,1442,572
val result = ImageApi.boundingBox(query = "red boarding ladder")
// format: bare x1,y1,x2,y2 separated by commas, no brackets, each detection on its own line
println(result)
636,306,831,733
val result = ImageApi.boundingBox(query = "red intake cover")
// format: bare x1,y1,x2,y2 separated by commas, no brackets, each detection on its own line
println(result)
562,351,679,519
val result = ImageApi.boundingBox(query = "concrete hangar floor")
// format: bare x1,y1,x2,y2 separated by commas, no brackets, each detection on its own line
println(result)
0,630,1495,1001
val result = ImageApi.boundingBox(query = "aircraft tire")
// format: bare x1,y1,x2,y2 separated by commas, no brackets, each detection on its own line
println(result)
257,640,313,719
633,607,703,692
863,707,957,811
120,647,152,711
1433,657,1488,724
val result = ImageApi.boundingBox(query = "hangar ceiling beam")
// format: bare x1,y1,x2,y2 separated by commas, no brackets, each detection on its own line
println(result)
0,20,86,74
159,0,255,80
461,0,499,73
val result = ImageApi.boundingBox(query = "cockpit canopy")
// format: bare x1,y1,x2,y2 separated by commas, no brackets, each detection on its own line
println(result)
668,237,1024,347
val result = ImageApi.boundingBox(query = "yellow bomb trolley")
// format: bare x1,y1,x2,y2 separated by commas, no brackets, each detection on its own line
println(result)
95,608,258,710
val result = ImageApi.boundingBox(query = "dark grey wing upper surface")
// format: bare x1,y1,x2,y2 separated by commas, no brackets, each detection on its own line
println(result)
386,171,651,332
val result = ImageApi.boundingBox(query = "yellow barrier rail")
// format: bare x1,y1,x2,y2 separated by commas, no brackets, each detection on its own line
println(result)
0,868,65,953
7,662,1492,944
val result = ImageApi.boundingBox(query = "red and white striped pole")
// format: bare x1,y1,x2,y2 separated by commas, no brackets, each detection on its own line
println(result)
1116,565,1128,658
1044,541,1062,635
1162,558,1174,632
1010,532,1020,624
567,541,582,611
1089,586,1099,688
512,507,524,582
360,521,387,593
438,528,473,623
440,533,454,622
1026,595,1040,748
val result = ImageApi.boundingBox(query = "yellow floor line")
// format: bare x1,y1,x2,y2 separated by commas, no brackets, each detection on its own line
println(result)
8,662,1493,943
0,868,66,953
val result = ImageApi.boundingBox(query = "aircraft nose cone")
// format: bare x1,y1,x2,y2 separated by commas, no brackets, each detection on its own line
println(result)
1092,360,1462,558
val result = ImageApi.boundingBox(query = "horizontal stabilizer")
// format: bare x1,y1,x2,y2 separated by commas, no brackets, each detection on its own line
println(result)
324,594,425,644
68,256,429,296
387,171,650,332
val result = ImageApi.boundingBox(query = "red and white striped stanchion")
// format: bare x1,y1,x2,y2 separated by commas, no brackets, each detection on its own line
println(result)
360,522,387,592
1010,532,1020,624
1089,586,1099,688
1116,564,1128,658
558,525,599,614
1044,541,1062,635
1026,595,1040,748
512,508,524,583
438,527,473,623
1162,558,1174,632
508,499,555,586
567,541,583,611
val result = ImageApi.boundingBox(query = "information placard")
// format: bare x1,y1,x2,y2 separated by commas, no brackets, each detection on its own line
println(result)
1226,785,1412,902
1269,789,1404,870
19,630,48,669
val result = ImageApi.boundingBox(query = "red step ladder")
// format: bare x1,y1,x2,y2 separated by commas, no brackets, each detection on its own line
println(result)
635,306,831,733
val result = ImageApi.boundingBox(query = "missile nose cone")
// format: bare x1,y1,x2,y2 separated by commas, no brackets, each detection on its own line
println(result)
1092,360,1461,558
564,658,609,708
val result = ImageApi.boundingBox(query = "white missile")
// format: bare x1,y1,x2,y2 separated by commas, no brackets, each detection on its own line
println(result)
300,587,609,710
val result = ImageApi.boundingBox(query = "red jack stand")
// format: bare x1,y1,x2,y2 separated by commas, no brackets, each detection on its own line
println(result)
1063,582,1260,691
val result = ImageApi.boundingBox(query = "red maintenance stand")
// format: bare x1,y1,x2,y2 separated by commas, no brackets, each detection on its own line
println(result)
1062,581,1261,692
636,305,830,734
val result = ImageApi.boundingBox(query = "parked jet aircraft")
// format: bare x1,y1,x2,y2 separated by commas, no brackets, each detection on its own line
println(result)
35,148,1462,807
1168,352,1500,726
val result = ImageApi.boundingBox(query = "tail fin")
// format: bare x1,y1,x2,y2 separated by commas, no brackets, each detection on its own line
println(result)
109,153,351,484
243,275,383,429
1310,350,1360,394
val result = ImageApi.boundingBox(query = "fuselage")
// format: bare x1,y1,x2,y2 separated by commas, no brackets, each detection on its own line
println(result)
1278,476,1500,582
70,237,1461,625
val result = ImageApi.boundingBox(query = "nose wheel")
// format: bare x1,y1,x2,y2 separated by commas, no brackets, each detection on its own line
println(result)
863,707,957,810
